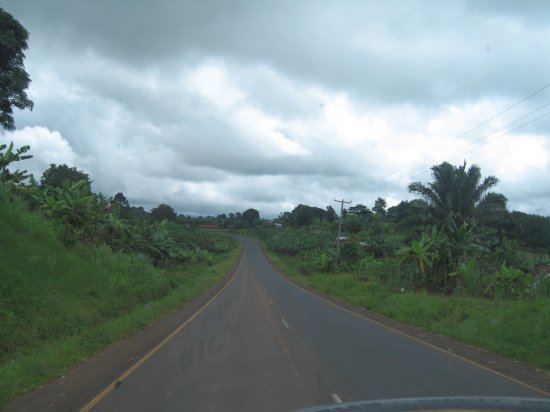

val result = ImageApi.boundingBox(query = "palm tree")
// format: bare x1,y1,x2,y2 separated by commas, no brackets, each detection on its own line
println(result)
408,161,507,230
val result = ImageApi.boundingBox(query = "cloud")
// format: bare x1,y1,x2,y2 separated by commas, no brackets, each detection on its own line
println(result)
3,126,82,180
4,1,550,217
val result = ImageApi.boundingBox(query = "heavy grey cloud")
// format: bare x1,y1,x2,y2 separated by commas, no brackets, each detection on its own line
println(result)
2,0,550,217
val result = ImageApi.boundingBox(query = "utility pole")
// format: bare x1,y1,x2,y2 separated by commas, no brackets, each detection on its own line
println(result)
333,198,351,272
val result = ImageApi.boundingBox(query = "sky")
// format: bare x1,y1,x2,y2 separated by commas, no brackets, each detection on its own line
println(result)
2,0,550,218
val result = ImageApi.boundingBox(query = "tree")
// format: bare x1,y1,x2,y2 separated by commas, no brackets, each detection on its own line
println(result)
387,199,430,237
509,211,550,250
111,191,132,219
150,203,177,222
0,8,34,131
373,197,387,215
242,208,260,227
348,204,371,217
408,161,507,231
40,164,92,192
113,192,129,208
290,204,326,226
326,205,337,222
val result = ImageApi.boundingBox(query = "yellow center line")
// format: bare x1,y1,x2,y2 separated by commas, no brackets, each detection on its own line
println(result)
79,249,244,412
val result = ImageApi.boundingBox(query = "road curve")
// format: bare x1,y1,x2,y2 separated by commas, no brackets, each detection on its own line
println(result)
89,236,546,412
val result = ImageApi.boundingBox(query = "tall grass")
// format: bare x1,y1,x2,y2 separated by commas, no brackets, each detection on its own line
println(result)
0,192,171,361
0,187,241,406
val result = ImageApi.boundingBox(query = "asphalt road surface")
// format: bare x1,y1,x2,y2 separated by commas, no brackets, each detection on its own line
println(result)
89,236,545,412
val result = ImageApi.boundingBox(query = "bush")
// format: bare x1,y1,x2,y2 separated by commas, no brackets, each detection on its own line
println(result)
356,256,411,290
481,264,533,299
453,258,482,297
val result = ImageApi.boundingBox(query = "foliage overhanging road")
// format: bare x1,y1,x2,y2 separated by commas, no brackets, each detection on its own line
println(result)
89,236,544,412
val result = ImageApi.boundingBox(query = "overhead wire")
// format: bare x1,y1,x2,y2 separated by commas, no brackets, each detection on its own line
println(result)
344,82,550,200
351,100,550,202
341,83,550,205
351,106,550,204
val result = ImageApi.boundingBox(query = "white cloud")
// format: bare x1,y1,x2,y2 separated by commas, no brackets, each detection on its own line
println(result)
4,0,550,217
3,126,82,180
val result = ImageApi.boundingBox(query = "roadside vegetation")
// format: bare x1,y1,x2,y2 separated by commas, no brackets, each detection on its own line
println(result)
0,178,241,406
258,162,550,371
1,6,549,407
0,8,248,406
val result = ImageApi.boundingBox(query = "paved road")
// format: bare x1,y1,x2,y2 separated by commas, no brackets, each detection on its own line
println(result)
90,236,544,412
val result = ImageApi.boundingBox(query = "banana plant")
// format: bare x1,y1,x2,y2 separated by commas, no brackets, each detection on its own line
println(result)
398,239,432,274
398,237,434,289
0,142,32,183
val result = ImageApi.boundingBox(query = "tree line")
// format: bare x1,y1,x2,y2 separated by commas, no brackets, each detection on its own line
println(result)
264,161,550,299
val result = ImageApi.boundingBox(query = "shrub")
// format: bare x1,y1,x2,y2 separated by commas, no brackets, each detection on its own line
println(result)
481,264,533,299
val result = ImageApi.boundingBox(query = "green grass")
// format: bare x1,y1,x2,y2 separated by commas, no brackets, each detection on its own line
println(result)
265,249,550,372
0,190,242,407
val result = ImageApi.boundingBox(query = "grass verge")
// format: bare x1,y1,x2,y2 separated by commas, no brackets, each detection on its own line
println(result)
264,248,550,372
0,191,242,407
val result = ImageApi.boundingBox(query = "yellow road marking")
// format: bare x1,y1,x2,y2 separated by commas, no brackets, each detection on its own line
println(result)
79,250,244,412
332,393,343,403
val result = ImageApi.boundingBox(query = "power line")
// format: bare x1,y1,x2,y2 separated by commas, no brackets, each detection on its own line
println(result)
351,106,550,204
344,83,550,202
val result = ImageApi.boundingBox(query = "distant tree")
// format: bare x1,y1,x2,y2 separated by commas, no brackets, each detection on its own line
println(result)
0,8,34,131
216,213,228,228
387,199,431,238
125,206,148,221
150,203,177,222
40,164,91,192
113,192,129,208
342,213,365,233
373,197,387,215
277,211,292,225
242,208,260,227
111,192,131,219
326,205,337,222
408,161,507,231
509,211,550,250
348,204,371,217
291,204,326,226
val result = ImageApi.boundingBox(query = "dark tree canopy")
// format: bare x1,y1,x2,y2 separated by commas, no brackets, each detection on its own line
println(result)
40,164,92,192
0,8,33,131
326,205,337,222
150,203,177,222
113,192,129,208
373,197,387,215
508,211,550,250
348,204,372,217
242,208,260,226
291,204,326,226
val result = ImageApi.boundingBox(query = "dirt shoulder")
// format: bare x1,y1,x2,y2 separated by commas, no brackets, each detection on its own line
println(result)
3,249,243,412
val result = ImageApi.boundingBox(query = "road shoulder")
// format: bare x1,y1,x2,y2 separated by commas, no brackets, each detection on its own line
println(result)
261,247,550,396
3,247,243,412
